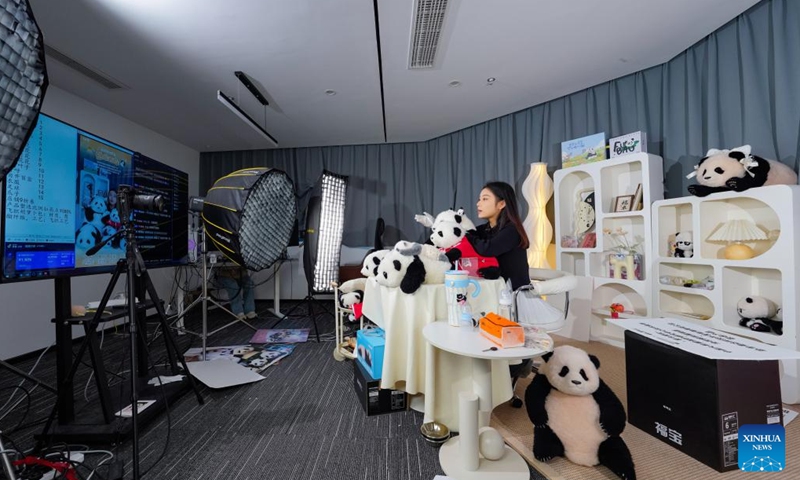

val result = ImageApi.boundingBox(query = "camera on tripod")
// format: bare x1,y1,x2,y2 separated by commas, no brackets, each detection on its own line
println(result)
117,185,166,215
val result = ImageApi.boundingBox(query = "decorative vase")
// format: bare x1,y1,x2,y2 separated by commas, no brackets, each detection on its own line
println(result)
522,163,554,269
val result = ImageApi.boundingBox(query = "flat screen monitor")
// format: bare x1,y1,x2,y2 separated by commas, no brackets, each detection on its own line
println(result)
1,113,189,282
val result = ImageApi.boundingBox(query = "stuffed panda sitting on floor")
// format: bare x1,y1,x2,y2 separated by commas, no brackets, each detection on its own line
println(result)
525,345,636,480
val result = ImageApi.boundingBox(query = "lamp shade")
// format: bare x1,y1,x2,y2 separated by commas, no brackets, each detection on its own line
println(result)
202,167,296,271
707,219,767,242
522,163,554,268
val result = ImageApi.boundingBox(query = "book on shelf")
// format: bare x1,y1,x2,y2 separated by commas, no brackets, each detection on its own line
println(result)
632,183,643,210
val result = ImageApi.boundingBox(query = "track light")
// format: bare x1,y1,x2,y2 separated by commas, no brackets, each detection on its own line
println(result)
217,90,278,147
235,71,268,106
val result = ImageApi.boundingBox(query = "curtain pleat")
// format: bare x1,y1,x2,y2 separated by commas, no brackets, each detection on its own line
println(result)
200,0,800,246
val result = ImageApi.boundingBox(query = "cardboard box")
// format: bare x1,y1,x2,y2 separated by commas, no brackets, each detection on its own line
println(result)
356,327,385,379
352,359,407,416
617,319,800,472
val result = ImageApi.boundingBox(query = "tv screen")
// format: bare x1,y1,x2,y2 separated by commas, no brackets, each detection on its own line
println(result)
1,114,189,282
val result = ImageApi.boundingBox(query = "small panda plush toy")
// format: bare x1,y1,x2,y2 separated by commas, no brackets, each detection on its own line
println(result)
526,345,635,480
338,277,367,321
687,145,797,197
671,231,693,258
430,220,501,279
360,249,389,278
737,296,783,335
375,242,449,294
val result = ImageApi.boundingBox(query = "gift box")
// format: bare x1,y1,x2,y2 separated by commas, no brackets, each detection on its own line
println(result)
353,360,407,416
619,319,798,472
356,327,385,379
479,313,524,348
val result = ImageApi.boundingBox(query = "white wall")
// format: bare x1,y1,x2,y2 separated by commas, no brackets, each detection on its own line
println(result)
0,86,200,360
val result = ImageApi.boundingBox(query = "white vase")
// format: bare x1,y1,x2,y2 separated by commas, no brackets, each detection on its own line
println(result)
522,163,554,269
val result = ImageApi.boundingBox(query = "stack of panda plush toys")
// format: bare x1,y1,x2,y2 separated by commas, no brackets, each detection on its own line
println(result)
335,207,500,316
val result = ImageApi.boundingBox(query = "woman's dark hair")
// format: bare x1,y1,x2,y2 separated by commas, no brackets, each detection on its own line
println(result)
482,181,529,249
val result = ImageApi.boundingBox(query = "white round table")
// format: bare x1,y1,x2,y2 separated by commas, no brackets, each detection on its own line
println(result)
423,321,548,480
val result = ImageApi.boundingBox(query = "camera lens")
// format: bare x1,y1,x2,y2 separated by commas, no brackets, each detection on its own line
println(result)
132,194,166,212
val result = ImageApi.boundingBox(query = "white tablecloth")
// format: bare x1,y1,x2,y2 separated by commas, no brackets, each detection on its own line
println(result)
361,277,513,431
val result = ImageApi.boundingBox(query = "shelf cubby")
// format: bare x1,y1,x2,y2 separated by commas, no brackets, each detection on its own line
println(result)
599,160,643,214
699,197,779,259
658,290,715,322
656,202,694,258
560,252,587,276
658,262,714,290
721,266,782,337
557,171,595,238
590,252,646,280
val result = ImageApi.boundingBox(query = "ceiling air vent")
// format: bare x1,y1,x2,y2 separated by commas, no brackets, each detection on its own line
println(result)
44,45,128,90
408,0,449,69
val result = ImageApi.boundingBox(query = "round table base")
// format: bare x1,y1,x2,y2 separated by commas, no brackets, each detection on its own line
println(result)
439,437,529,480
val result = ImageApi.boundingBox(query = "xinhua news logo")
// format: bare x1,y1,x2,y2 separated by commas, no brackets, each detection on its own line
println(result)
738,424,785,472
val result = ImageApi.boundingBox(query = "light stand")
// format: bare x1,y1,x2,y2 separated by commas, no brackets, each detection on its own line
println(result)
170,212,257,360
37,185,204,480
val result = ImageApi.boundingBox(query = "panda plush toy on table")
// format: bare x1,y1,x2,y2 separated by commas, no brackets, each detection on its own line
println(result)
686,145,797,197
375,241,450,294
430,220,501,279
526,345,636,480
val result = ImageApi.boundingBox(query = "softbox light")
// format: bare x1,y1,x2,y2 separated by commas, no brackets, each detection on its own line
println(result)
303,170,348,293
202,167,296,271
0,0,48,182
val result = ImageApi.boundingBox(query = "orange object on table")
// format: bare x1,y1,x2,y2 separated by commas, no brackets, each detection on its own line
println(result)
479,312,525,348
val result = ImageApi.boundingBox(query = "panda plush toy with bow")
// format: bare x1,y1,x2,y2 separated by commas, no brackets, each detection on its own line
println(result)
687,145,797,197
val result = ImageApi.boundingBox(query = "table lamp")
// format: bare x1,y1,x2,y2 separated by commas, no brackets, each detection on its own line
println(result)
707,219,768,260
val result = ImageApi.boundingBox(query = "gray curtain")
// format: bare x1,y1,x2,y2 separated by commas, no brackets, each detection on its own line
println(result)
201,0,800,247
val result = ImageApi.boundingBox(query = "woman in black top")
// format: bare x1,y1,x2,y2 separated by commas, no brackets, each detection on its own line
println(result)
465,182,530,291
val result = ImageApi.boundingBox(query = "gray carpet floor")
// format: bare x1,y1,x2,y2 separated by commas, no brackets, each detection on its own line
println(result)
1,300,546,480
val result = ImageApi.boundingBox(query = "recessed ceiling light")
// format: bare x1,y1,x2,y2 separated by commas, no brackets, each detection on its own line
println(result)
619,58,628,63
325,89,337,96
448,80,461,87
487,77,496,83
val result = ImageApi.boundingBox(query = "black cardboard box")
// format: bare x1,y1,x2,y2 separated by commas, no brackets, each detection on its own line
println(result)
625,329,782,472
353,359,408,416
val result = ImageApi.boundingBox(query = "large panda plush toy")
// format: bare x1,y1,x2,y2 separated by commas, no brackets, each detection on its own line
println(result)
375,242,449,294
687,145,797,197
525,345,635,480
430,220,501,279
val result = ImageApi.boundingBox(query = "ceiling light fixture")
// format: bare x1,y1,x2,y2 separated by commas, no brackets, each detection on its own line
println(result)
448,80,461,87
217,90,278,147
235,71,268,106
487,77,496,83
325,89,336,96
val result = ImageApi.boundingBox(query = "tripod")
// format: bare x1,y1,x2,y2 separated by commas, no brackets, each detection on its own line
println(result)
37,185,204,480
170,216,257,360
271,292,333,343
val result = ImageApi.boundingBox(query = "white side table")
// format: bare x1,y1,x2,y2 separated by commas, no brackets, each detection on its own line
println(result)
423,321,547,480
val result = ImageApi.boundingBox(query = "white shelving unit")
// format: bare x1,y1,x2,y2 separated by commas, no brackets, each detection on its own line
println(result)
652,185,800,404
555,153,665,347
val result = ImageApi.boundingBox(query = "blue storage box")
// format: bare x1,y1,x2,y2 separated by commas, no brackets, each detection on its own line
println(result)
356,327,385,379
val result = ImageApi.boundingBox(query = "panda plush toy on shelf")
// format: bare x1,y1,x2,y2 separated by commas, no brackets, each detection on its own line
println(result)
526,345,636,480
686,145,797,197
737,296,783,335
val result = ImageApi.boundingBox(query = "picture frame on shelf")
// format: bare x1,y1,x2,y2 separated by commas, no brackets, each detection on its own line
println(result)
632,183,643,211
614,195,634,212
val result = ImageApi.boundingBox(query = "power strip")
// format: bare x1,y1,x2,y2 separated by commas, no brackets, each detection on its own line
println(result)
36,452,84,480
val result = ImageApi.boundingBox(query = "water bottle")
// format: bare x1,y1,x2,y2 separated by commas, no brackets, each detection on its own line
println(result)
459,304,474,328
498,288,513,320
